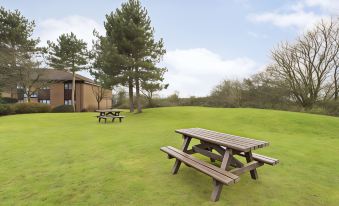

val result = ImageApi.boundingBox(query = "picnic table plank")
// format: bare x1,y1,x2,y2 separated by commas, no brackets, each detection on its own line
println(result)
176,128,269,152
183,128,269,147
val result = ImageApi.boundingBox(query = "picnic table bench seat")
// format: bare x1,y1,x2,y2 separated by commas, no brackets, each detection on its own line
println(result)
96,115,125,123
239,152,279,166
161,146,239,185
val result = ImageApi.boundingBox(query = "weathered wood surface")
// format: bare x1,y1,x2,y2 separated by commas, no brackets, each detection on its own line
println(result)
161,146,239,185
176,128,269,152
97,115,125,123
96,109,123,113
238,152,279,165
230,161,264,175
161,128,279,202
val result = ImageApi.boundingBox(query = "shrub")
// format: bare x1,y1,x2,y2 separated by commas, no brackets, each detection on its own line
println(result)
0,104,15,116
320,101,339,116
0,97,18,104
52,105,74,113
14,102,51,114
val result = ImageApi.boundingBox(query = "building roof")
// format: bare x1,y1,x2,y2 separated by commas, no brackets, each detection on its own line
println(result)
39,69,95,84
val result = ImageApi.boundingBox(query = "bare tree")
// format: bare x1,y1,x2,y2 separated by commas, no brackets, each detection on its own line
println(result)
269,18,339,108
91,84,109,110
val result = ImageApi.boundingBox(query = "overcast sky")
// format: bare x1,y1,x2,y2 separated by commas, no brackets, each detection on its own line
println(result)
2,0,338,97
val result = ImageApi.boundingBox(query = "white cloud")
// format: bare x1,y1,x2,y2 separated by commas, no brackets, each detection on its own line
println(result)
249,10,328,31
248,0,335,31
304,0,339,14
161,48,258,97
35,15,104,46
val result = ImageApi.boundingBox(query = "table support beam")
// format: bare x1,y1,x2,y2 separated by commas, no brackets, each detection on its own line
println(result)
211,148,232,202
172,135,191,174
244,151,259,180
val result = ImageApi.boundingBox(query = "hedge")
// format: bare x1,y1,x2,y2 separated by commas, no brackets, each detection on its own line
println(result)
0,104,15,116
0,97,18,104
51,105,74,113
14,103,51,114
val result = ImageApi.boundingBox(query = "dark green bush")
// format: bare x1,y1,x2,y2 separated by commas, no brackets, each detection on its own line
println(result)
14,102,51,114
0,97,18,104
52,105,74,113
0,104,15,116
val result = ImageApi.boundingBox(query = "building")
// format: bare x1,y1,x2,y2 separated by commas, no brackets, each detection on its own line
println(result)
1,69,112,112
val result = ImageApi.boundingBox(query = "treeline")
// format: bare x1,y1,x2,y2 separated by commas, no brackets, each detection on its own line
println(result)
0,0,167,113
113,18,339,116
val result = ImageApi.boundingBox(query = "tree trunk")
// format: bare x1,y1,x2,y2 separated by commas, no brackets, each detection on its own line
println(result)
27,93,31,102
97,101,100,110
72,72,76,112
135,69,142,113
128,76,134,113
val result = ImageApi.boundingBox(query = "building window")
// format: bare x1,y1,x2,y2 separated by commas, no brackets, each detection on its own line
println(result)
64,100,75,105
39,100,50,104
41,86,50,90
64,83,72,90
24,93,37,98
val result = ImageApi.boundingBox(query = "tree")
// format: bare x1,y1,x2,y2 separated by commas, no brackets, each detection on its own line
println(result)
95,0,166,113
15,51,52,102
269,19,339,108
90,69,111,110
0,7,39,95
141,81,168,107
47,32,89,111
209,80,243,107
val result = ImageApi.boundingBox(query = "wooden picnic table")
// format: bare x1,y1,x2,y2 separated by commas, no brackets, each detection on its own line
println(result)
161,128,279,202
96,109,123,116
96,109,125,123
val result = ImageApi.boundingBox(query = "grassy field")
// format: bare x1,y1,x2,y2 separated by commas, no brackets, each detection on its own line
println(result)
0,107,338,205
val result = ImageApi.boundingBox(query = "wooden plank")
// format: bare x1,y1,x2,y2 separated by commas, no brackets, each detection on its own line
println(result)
186,128,268,147
176,130,249,151
187,128,268,150
163,146,239,181
161,146,239,185
197,128,268,146
172,136,191,174
176,128,269,151
192,145,223,161
210,148,233,202
244,152,258,180
230,161,264,175
230,156,244,168
200,141,226,155
238,152,279,166
211,179,223,202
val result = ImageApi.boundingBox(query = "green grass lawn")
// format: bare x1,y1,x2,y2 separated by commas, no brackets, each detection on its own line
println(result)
0,107,338,205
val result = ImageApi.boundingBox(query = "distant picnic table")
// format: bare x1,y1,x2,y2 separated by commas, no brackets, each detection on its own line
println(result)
161,128,279,202
96,109,125,123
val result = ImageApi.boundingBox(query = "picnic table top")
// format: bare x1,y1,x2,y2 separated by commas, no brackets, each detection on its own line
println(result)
96,109,123,113
175,128,269,152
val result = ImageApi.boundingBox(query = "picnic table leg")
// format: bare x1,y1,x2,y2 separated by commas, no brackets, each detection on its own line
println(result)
245,151,258,180
211,148,232,202
208,147,216,162
172,135,191,174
